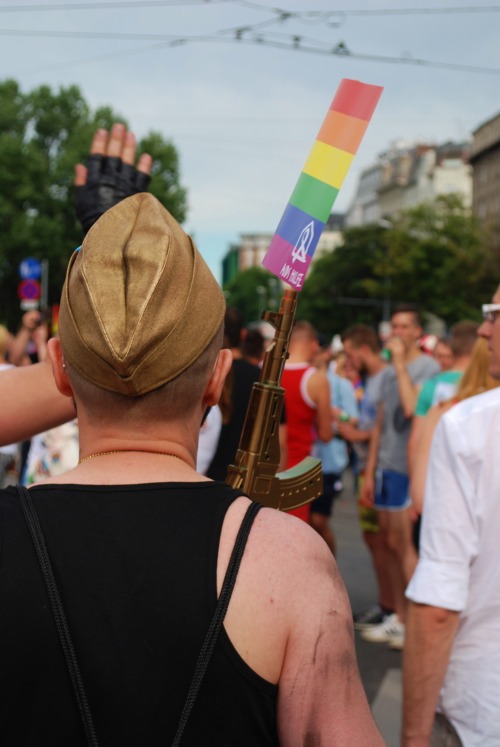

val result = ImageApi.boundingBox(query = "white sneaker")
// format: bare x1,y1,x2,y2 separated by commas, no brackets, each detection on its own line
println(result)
353,604,387,630
360,613,405,644
388,631,405,650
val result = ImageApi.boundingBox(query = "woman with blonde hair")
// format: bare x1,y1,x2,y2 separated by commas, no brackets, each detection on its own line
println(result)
410,336,499,515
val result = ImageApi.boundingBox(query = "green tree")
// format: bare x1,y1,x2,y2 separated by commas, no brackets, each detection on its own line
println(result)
387,195,495,322
297,224,388,335
139,131,186,223
223,267,280,323
0,79,187,329
299,195,495,337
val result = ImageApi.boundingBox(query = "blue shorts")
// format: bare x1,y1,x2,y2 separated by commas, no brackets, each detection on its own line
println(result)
374,469,411,512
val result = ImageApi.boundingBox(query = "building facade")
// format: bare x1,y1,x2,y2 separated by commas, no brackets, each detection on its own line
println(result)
221,214,345,285
346,140,472,227
470,112,500,250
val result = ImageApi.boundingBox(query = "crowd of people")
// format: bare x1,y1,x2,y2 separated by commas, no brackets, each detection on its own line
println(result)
0,121,498,746
260,304,499,745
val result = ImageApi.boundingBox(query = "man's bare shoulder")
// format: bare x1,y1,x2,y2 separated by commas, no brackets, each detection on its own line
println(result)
244,503,347,608
221,499,349,681
222,497,345,607
255,505,333,560
251,507,382,745
221,500,383,744
306,367,329,390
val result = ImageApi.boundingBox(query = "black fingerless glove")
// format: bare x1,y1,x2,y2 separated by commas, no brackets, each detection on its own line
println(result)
75,154,151,234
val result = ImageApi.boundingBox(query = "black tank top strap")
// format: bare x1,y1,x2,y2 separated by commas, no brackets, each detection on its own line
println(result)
16,484,100,747
172,500,262,745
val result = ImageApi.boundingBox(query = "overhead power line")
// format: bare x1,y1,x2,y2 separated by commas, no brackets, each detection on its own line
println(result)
0,0,234,10
238,1,500,18
0,29,202,40
0,1,499,13
3,2,499,77
3,27,500,76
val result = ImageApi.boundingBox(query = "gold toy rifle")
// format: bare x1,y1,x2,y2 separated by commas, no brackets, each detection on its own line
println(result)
225,81,383,507
225,288,323,511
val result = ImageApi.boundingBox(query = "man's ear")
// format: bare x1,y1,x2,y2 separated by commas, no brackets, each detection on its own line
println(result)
47,338,74,398
203,348,233,407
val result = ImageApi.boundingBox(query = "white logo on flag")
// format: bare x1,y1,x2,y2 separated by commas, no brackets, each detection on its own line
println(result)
291,221,314,264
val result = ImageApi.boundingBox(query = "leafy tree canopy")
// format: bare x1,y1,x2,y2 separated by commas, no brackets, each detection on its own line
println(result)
223,266,281,324
298,194,496,337
0,79,187,329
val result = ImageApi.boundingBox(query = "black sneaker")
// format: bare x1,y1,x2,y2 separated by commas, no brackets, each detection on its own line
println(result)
353,604,386,630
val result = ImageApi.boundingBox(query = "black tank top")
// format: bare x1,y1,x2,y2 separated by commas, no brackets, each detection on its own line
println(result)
206,358,260,481
0,482,279,746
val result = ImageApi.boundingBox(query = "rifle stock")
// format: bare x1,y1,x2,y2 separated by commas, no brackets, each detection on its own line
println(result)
225,289,323,511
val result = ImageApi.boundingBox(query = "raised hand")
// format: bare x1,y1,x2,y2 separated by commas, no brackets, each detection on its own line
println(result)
74,123,153,234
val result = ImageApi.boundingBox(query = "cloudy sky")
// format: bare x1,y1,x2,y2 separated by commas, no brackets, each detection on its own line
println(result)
1,0,499,280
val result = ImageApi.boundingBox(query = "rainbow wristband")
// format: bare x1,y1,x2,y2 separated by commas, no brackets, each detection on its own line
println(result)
262,79,383,290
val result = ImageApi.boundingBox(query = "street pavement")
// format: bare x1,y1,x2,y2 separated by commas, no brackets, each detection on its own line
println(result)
332,469,402,747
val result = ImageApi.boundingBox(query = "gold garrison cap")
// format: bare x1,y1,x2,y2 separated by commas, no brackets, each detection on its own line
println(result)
59,193,225,396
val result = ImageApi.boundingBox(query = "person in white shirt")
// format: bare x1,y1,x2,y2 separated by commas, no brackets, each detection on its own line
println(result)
403,285,500,747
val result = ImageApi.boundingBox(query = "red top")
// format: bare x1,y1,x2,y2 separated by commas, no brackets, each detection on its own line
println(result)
282,363,317,522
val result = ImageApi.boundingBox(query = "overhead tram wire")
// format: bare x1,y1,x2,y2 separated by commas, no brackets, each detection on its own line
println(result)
0,1,499,14
237,1,500,19
10,41,179,75
0,0,235,11
3,26,500,77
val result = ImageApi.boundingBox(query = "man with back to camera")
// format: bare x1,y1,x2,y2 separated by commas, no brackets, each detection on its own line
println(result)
280,320,334,523
403,288,500,746
0,126,383,745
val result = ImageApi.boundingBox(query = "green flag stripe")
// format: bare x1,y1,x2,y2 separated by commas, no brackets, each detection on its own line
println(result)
289,172,339,223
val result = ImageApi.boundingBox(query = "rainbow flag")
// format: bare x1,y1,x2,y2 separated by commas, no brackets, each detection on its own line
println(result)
262,79,383,290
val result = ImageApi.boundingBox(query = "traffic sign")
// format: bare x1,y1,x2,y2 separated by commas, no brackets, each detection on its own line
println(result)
18,279,42,301
20,300,39,311
19,257,42,280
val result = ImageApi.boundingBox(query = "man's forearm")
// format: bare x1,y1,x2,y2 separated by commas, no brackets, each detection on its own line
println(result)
364,414,381,476
407,416,424,481
337,423,371,443
402,602,460,746
394,361,418,418
8,327,33,366
347,429,370,444
0,361,75,445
